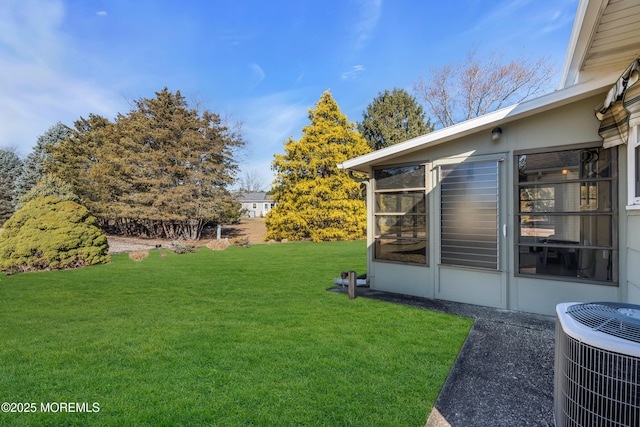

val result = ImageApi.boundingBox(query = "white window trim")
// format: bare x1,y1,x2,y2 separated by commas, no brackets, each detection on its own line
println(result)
627,125,640,210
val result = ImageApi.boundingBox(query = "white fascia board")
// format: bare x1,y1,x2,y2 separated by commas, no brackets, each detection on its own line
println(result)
559,0,608,89
339,76,614,173
340,108,515,172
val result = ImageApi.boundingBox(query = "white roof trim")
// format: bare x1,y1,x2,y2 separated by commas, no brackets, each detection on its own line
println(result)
340,76,614,173
559,0,608,89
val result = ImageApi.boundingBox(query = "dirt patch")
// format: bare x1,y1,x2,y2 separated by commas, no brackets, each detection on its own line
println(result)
107,218,268,254
219,218,268,244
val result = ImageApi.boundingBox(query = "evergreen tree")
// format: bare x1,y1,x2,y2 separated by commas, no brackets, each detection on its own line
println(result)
50,88,244,240
14,122,70,200
265,90,371,242
358,88,433,150
17,173,81,209
0,149,22,225
0,196,110,274
49,114,116,214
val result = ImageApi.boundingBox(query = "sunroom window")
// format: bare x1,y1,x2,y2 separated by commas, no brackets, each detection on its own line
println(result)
439,161,499,270
516,145,617,284
373,165,428,265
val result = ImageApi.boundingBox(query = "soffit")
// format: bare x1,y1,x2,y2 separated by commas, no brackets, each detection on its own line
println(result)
584,0,640,70
562,0,640,87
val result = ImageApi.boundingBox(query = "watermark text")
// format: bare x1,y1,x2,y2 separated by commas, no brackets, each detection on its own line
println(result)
1,401,100,413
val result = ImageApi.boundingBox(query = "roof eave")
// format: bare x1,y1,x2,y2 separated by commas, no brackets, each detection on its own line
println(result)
559,0,609,89
339,76,614,173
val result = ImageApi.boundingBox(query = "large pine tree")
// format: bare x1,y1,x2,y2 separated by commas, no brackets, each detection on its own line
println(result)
266,90,371,242
0,149,22,225
50,88,244,240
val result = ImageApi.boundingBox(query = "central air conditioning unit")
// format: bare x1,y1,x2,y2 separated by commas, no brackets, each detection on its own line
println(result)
554,302,640,427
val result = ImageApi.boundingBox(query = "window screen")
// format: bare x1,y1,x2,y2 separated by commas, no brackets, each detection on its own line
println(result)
373,165,428,265
516,146,617,283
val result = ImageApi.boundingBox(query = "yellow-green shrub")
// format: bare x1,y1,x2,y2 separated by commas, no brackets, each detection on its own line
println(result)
0,196,110,274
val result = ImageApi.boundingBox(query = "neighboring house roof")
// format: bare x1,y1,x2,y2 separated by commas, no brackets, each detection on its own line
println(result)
237,192,274,203
339,0,640,174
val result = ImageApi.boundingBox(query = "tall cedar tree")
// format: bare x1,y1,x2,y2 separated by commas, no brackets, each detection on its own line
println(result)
0,149,23,225
266,91,371,242
50,88,244,240
358,88,433,150
15,122,70,201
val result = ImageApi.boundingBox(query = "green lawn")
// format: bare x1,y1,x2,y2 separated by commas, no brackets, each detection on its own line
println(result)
0,241,472,426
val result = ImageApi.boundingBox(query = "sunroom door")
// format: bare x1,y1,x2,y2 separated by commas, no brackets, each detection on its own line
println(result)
434,156,508,308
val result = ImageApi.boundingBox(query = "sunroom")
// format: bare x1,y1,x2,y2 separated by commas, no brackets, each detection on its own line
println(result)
340,0,640,315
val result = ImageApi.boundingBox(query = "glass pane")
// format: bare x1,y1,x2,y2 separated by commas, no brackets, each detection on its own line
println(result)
518,215,612,246
518,247,615,281
375,215,427,238
580,181,611,211
520,185,555,213
519,181,611,213
440,161,499,270
518,147,613,182
375,192,425,214
374,165,425,189
375,238,426,264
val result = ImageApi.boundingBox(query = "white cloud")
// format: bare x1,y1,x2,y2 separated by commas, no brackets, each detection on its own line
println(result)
341,65,365,80
353,0,382,50
242,92,308,149
0,0,66,64
96,10,107,16
249,63,266,89
0,0,125,154
466,0,576,42
232,90,310,181
220,34,251,47
538,5,577,36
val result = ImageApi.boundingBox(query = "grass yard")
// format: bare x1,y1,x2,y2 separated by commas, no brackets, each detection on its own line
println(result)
0,241,472,426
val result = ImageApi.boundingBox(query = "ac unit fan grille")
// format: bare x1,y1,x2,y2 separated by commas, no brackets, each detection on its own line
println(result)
567,302,640,344
557,331,640,426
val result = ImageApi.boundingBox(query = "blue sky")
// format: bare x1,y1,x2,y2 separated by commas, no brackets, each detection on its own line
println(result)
0,0,578,186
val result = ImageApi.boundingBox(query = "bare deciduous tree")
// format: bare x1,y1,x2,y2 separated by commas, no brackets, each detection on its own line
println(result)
239,169,268,193
413,49,556,128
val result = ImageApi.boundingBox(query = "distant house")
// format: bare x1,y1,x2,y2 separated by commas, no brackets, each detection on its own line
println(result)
238,192,274,218
340,0,640,316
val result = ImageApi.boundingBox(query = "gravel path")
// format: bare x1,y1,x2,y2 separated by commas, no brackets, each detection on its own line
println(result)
107,236,168,254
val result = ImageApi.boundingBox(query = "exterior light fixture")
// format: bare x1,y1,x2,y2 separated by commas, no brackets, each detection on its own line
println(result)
491,127,502,141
